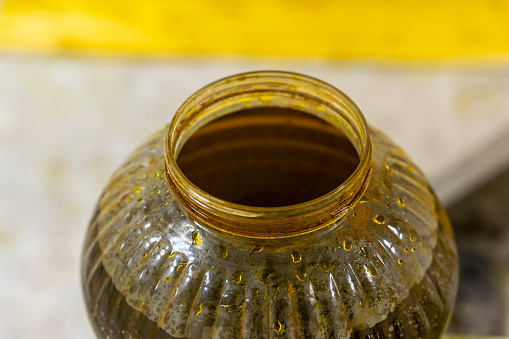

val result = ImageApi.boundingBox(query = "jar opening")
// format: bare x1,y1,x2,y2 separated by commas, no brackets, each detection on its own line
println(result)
177,107,359,207
165,71,372,238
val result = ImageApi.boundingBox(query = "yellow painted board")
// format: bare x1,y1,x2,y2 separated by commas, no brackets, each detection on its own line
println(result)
1,0,509,59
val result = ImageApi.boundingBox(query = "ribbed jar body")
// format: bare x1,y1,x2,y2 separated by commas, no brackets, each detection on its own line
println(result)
82,72,458,339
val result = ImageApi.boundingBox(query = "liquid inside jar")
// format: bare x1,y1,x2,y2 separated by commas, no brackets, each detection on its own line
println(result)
177,107,359,207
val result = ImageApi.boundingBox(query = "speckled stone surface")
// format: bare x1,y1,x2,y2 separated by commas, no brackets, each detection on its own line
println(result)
1,55,509,338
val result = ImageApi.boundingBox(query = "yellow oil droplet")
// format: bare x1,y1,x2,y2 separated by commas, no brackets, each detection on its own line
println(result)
315,105,325,112
217,244,228,258
291,251,302,263
385,165,393,176
251,244,263,255
319,261,335,272
382,180,391,190
152,185,156,189
294,101,307,110
385,204,390,208
397,197,406,207
407,165,414,172
360,197,369,203
154,171,160,179
192,232,202,245
165,276,173,282
285,283,297,294
157,190,161,194
232,271,242,283
360,300,364,307
143,253,147,257
169,252,176,257
409,235,415,241
195,304,202,315
132,188,142,194
411,247,416,252
295,268,307,282
368,267,377,278
373,215,385,224
126,196,133,201
176,263,187,272
137,197,143,202
398,259,404,265
272,320,284,334
259,95,274,104
343,240,352,252
258,269,273,284
404,247,409,253
166,189,170,193
166,193,171,198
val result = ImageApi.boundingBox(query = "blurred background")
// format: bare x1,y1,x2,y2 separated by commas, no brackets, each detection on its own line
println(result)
1,0,509,338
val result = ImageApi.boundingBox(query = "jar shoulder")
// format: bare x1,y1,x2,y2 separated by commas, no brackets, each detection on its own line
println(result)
82,127,458,338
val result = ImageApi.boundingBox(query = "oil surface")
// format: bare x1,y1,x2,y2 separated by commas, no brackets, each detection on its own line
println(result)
177,108,359,207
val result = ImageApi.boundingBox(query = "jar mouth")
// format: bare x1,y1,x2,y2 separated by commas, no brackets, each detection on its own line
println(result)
165,71,372,238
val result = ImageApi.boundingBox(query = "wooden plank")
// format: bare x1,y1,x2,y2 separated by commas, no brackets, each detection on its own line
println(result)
1,0,509,59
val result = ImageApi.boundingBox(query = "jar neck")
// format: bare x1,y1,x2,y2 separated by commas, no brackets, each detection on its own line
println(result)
165,71,372,239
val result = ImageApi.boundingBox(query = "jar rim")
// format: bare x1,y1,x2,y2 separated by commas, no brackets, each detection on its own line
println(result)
165,70,372,238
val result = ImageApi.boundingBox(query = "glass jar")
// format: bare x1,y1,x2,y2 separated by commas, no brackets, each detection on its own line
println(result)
82,71,458,338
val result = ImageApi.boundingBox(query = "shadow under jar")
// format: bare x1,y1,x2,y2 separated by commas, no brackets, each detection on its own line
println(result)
82,71,458,339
